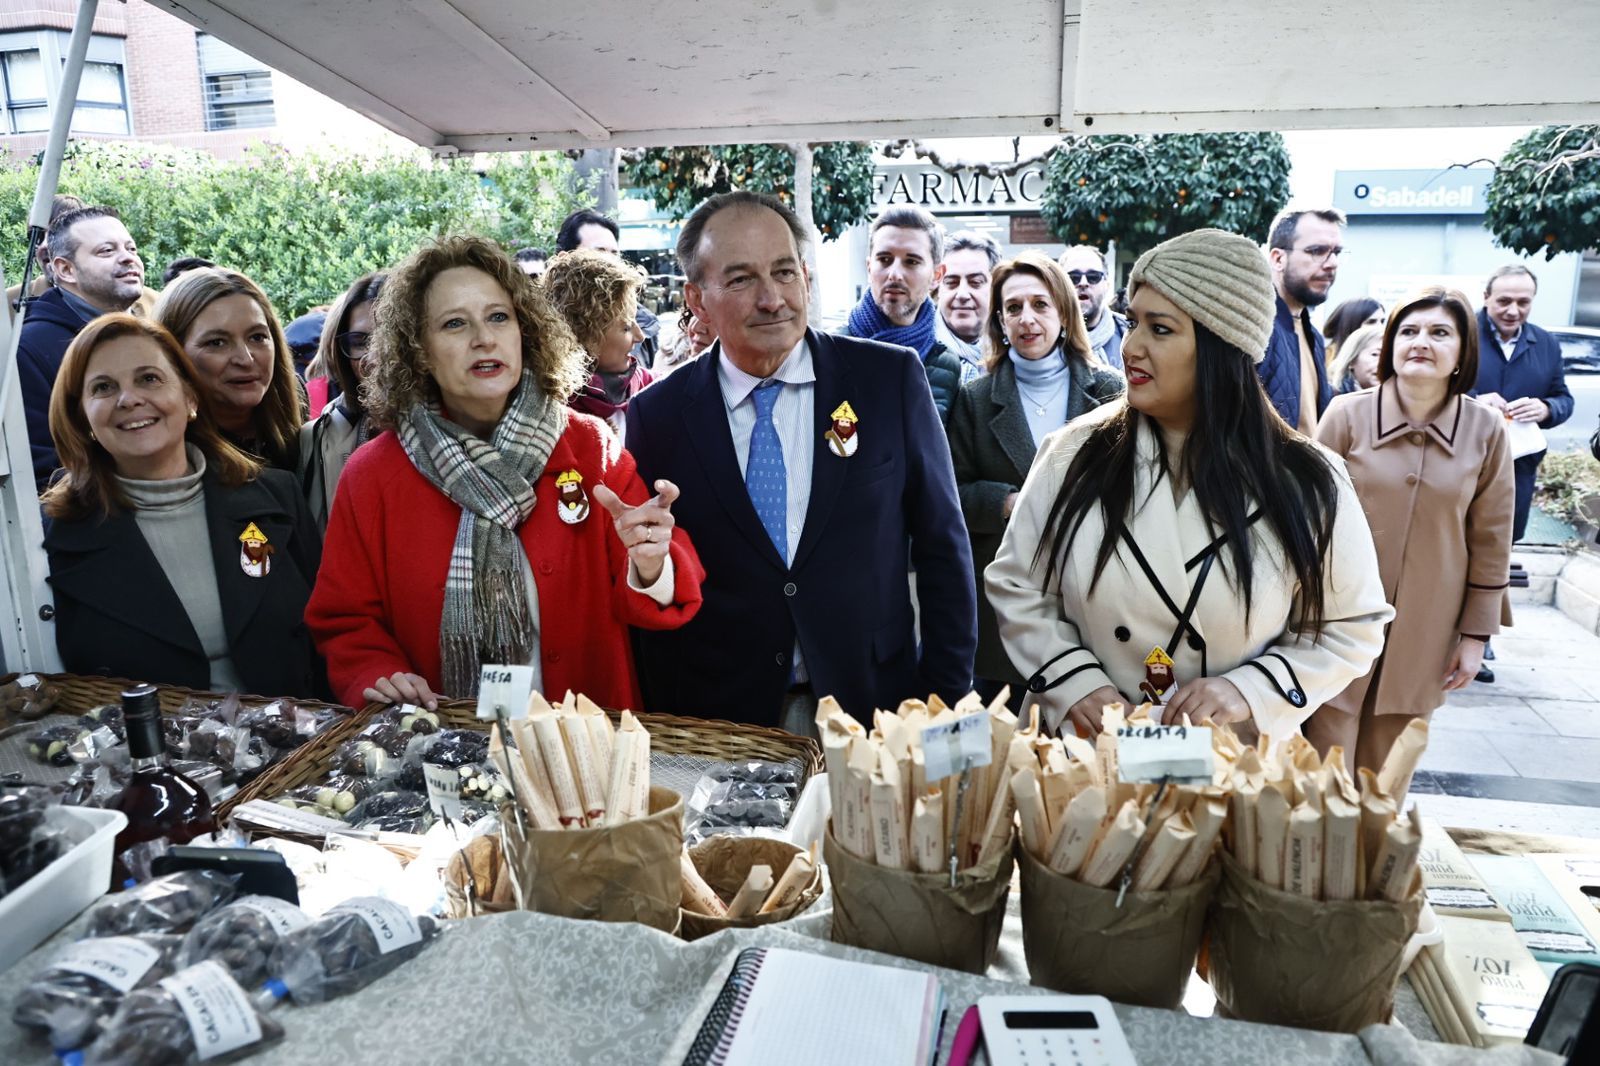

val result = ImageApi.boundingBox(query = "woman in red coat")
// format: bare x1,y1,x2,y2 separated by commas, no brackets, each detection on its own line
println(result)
306,235,704,711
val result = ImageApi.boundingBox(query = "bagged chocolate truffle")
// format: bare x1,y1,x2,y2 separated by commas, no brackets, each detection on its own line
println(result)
12,934,182,1050
262,897,440,1005
88,870,237,937
82,960,282,1066
28,724,83,767
177,896,311,988
0,786,48,852
1,674,63,720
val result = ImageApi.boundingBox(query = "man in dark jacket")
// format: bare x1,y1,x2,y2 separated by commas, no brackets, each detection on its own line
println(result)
1472,264,1574,541
839,205,964,422
18,205,145,489
628,191,976,729
1261,208,1341,432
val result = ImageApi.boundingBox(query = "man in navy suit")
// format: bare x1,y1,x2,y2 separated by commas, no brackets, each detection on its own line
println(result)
1472,264,1573,542
626,191,976,730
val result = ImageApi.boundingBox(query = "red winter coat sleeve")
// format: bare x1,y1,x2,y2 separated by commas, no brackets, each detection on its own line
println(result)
305,446,418,708
596,426,705,629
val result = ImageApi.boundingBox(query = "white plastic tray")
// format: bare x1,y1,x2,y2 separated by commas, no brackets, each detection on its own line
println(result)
0,805,126,972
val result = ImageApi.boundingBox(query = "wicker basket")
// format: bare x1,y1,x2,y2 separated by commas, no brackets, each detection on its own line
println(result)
0,671,357,817
229,699,823,845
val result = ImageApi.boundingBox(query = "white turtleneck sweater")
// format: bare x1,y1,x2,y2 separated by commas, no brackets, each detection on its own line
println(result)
1009,345,1072,447
115,446,245,692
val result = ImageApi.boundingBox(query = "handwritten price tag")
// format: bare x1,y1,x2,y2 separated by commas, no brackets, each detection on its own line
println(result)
475,664,534,721
921,712,992,782
1115,724,1213,784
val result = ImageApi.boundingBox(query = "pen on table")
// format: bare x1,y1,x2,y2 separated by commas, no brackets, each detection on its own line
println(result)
945,1005,981,1066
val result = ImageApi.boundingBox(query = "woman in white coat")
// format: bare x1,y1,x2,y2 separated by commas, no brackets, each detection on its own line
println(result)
986,229,1393,739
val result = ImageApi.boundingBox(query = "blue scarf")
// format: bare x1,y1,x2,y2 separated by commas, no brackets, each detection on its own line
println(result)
846,293,939,360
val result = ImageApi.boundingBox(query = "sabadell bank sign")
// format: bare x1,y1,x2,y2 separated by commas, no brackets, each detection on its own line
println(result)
1333,168,1493,216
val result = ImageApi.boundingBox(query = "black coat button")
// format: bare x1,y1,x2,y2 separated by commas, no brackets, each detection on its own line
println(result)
1187,633,1204,651
783,582,797,597
1289,689,1306,707
775,652,787,666
1114,626,1131,642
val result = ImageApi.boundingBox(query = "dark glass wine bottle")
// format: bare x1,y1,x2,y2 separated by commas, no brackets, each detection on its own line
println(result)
111,683,216,885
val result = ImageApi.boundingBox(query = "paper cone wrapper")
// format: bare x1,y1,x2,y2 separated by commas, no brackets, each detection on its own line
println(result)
824,825,1012,975
1018,844,1218,1009
443,834,518,918
678,836,824,941
501,786,684,931
1206,849,1422,1033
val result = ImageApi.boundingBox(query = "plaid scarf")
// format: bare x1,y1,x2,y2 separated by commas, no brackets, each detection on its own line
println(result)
397,371,566,697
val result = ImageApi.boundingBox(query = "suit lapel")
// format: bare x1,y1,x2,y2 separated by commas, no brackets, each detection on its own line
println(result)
206,475,294,646
45,512,203,656
988,359,1038,482
792,330,850,572
681,343,788,569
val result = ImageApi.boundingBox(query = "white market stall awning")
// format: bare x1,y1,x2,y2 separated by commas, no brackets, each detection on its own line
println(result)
151,0,1600,151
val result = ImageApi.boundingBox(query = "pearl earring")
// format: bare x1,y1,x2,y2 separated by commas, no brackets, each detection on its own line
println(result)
188,408,198,421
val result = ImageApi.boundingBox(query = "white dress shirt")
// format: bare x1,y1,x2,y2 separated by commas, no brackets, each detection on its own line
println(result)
717,338,815,680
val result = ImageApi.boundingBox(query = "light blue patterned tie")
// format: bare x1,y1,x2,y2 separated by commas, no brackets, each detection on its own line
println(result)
745,381,788,564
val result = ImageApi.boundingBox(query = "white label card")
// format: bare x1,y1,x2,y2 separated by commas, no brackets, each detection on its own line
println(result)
423,763,463,818
53,936,163,994
329,897,423,954
921,712,992,782
1115,724,1214,784
234,895,311,935
476,664,534,721
158,960,263,1061
17,673,40,687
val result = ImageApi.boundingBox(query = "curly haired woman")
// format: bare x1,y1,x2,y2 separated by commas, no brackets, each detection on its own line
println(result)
305,236,704,710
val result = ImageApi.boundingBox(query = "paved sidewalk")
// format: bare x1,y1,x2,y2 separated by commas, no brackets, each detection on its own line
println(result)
1410,604,1600,837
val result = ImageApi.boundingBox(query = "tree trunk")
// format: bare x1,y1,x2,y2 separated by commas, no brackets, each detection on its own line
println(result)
790,142,822,322
575,148,620,213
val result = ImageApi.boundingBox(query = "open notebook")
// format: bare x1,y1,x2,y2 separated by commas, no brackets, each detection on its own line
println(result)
681,946,943,1066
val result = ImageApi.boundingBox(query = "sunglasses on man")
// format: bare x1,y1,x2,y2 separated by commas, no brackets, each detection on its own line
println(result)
1066,270,1106,285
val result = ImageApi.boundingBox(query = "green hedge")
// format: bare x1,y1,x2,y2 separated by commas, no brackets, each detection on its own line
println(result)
0,140,593,319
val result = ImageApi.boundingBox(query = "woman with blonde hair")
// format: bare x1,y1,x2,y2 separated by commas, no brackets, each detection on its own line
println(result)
306,235,705,710
42,314,322,695
155,267,304,470
947,251,1124,702
1328,321,1384,394
541,248,653,439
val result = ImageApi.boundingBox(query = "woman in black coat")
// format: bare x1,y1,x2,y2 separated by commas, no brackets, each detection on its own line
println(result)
41,313,324,699
948,252,1124,700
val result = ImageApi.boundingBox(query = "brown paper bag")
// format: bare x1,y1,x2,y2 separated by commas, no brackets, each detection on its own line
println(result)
1018,844,1217,1009
678,836,824,941
825,826,1013,975
500,786,684,931
1206,849,1422,1032
442,835,518,918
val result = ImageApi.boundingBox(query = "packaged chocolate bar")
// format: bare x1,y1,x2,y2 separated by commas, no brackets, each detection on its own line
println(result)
81,960,282,1065
12,934,182,1050
177,896,312,988
262,898,440,1005
87,871,238,938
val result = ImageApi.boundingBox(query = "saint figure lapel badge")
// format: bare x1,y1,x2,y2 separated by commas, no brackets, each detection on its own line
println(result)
238,521,273,578
1139,646,1175,704
825,400,859,458
556,469,590,524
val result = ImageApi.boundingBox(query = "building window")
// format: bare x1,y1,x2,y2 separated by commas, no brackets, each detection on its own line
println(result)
197,33,274,130
0,31,129,136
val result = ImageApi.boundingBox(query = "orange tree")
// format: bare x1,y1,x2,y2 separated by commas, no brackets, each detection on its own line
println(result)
623,142,874,240
1039,132,1290,258
1485,125,1600,259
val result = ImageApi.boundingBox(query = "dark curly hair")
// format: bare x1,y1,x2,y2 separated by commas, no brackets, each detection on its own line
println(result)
362,235,586,428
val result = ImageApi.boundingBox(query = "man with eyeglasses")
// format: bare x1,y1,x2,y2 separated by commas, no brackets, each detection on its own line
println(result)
1059,245,1125,370
1262,208,1344,433
625,191,976,730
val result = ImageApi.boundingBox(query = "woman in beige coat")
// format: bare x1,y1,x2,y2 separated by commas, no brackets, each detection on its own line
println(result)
1307,287,1514,784
987,229,1392,740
